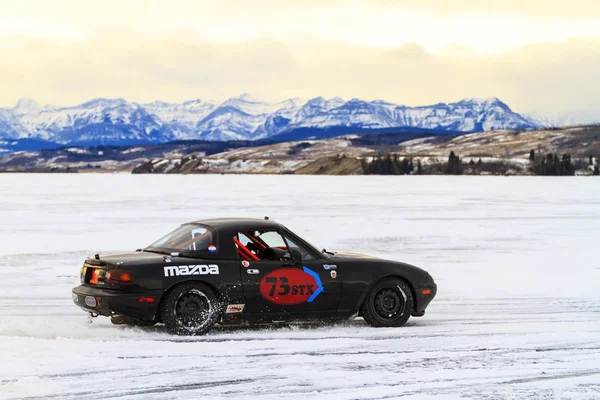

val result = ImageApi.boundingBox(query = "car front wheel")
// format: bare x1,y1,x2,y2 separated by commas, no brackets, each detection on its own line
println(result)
361,278,413,328
160,282,221,335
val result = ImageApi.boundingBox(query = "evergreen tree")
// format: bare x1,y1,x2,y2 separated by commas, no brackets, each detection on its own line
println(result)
533,152,575,176
445,151,462,175
417,159,423,175
594,164,599,176
401,158,410,174
560,154,574,175
529,150,535,161
590,155,594,166
446,152,456,174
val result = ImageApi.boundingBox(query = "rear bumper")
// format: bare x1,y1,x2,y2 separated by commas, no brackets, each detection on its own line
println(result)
72,285,161,320
413,282,437,315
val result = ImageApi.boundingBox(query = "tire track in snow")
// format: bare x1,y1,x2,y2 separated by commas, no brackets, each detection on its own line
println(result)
16,378,258,400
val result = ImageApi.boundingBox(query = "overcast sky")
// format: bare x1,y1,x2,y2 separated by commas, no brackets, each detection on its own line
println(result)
1,0,599,118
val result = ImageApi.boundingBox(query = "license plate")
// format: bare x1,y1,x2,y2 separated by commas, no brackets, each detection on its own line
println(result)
84,296,96,307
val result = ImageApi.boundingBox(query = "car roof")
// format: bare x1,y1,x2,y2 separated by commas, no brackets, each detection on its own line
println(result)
185,217,283,231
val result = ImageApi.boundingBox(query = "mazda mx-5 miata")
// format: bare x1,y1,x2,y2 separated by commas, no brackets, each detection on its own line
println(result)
72,218,437,335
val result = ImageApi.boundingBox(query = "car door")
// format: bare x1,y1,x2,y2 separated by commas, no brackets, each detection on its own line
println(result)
236,230,342,316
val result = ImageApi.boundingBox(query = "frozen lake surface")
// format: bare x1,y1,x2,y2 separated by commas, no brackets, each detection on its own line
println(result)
1,174,599,399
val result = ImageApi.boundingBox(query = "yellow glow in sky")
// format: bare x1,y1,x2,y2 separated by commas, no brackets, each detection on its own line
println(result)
1,0,599,117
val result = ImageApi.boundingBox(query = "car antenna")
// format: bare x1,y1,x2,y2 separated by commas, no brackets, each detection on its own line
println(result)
264,216,269,220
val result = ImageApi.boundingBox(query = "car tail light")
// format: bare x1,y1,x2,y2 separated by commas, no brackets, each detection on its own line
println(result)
138,297,154,303
105,269,134,284
89,268,100,284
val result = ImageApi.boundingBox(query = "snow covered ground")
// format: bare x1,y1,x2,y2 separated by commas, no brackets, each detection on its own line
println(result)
0,174,599,399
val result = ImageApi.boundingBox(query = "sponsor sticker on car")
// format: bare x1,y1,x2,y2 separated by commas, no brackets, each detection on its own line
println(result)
225,304,245,313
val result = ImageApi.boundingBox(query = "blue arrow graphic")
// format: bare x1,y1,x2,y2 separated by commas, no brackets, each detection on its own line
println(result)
303,266,324,303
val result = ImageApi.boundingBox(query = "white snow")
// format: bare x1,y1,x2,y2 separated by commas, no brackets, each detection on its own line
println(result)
0,174,599,399
65,147,90,154
120,147,145,154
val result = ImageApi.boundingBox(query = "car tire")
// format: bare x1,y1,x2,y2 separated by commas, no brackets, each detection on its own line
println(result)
160,282,221,335
361,278,413,328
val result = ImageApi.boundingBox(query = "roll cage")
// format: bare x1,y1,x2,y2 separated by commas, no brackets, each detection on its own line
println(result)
232,229,324,262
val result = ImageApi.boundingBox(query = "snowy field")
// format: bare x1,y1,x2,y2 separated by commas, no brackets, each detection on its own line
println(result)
1,174,599,399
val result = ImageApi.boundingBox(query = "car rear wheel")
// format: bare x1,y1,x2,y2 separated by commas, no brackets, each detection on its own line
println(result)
361,278,413,328
160,282,221,335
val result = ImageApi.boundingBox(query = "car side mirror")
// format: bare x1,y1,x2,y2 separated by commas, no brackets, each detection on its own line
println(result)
289,248,302,264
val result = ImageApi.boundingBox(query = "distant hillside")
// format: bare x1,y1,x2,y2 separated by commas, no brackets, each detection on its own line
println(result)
0,125,597,175
395,124,600,159
0,95,539,151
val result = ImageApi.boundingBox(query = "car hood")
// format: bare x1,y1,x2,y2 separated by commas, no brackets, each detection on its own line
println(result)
328,251,420,270
332,251,376,259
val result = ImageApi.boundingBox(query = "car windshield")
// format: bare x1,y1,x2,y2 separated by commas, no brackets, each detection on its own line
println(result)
146,224,215,253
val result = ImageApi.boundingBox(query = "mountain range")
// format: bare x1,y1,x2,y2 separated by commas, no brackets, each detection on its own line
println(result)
0,95,539,152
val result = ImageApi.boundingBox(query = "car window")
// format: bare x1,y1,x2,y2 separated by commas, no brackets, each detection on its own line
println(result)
257,231,286,248
237,232,253,246
147,225,214,252
234,230,290,262
283,235,315,261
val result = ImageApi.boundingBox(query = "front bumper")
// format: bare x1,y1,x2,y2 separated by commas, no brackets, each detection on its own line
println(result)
72,285,162,320
413,282,437,315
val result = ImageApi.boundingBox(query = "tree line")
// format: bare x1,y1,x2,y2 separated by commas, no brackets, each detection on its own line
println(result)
363,150,599,175
363,154,419,175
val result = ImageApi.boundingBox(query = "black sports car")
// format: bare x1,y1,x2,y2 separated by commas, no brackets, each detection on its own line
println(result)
72,218,437,335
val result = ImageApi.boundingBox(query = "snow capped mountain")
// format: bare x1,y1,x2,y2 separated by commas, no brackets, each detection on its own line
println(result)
0,109,23,139
194,95,306,141
143,99,217,139
388,97,535,132
0,95,539,147
294,98,397,129
524,109,600,128
263,97,537,141
12,98,42,116
9,98,173,145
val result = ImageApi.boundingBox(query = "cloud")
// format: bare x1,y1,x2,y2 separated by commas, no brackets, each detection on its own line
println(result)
0,28,599,120
0,30,298,105
369,0,600,18
3,1,600,53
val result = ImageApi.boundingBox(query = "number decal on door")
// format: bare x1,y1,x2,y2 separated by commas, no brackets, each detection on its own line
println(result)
259,268,324,305
264,277,291,296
